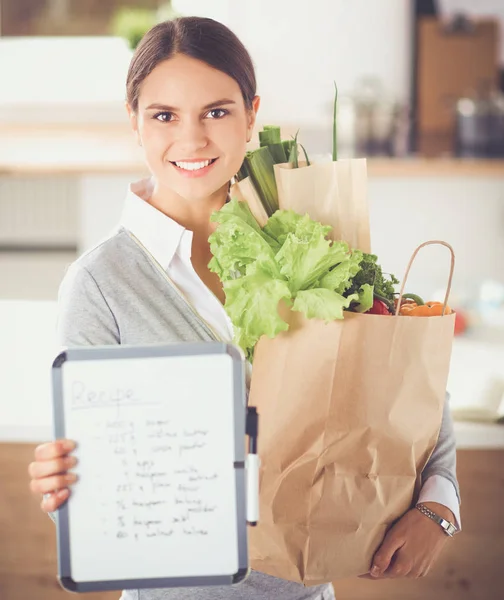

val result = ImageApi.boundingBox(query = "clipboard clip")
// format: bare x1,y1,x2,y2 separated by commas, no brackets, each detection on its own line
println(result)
246,406,260,526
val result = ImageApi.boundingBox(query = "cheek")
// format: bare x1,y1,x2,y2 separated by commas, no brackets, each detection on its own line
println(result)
140,122,170,157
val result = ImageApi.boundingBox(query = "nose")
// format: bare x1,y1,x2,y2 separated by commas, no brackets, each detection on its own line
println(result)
175,118,209,154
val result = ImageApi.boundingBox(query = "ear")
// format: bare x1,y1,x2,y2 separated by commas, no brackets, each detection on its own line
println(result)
246,95,261,142
125,102,142,146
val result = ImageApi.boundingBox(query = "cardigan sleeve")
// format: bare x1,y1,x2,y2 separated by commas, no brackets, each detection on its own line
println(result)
421,392,461,504
56,262,120,347
47,262,120,525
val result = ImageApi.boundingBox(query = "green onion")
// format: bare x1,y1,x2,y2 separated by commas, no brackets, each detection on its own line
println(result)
300,143,311,166
332,81,338,162
289,130,300,168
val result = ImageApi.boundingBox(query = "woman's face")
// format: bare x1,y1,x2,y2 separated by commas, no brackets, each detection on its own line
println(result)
128,54,260,201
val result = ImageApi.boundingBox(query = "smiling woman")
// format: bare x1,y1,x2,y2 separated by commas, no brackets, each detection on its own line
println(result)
122,20,261,305
25,15,335,600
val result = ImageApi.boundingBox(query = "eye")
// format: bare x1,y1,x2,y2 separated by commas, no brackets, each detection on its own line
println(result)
207,108,228,119
153,111,174,123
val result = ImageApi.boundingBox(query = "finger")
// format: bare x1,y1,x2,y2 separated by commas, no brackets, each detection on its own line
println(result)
28,455,77,479
30,473,78,495
407,570,423,579
384,556,412,579
34,439,76,462
371,534,405,577
41,489,70,513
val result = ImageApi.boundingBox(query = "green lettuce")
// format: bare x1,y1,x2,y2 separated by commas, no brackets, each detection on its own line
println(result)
352,283,374,313
208,200,364,360
292,288,358,321
208,200,279,281
223,261,292,357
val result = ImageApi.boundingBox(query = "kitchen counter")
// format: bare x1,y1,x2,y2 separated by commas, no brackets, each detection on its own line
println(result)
1,125,503,177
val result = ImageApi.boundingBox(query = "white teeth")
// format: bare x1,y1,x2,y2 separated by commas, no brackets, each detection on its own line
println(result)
174,159,212,171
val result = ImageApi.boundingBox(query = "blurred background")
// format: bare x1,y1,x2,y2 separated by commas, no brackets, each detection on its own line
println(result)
0,1,503,599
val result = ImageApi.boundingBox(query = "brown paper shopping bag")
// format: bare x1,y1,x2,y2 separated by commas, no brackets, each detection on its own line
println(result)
248,241,456,585
274,159,371,252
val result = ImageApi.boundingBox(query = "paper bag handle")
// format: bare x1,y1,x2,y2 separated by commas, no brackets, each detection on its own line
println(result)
394,240,455,317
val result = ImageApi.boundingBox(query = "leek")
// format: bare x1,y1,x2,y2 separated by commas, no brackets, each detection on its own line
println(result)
236,157,250,182
259,126,282,147
247,146,278,215
235,126,308,216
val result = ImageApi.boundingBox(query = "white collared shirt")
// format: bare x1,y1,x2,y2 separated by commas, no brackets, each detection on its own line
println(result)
118,177,234,342
118,177,461,529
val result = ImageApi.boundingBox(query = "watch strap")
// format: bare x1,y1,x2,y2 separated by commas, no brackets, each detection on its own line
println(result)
415,503,457,537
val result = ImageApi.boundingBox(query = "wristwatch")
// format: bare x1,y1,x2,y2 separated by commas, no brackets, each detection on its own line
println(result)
415,503,458,537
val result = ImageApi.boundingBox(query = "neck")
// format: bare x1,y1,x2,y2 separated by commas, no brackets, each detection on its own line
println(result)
149,180,229,237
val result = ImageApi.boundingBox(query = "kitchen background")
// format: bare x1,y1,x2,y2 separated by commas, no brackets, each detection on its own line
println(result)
0,0,503,599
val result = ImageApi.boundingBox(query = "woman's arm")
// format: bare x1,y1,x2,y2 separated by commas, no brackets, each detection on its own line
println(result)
367,392,461,579
422,393,459,490
417,392,461,528
56,262,120,346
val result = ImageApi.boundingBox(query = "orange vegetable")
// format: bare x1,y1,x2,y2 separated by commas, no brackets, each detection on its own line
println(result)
407,301,452,317
399,303,417,315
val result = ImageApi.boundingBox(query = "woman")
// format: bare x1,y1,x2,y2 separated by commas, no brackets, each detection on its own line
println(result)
28,17,460,600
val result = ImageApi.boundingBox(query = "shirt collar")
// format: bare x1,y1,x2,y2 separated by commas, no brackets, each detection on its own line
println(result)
119,177,192,270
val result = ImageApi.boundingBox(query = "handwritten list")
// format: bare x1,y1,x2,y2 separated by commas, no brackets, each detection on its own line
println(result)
61,355,240,583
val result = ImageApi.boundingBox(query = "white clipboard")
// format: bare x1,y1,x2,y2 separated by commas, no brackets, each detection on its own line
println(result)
51,342,257,593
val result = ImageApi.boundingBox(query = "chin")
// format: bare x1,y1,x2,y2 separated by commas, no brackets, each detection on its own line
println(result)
171,178,231,202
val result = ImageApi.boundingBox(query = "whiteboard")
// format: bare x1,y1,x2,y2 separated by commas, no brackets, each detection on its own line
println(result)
51,342,249,593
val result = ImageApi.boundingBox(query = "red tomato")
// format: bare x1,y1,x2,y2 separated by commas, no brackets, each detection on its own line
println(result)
367,298,391,315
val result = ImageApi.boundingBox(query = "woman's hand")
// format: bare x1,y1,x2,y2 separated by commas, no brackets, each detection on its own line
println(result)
365,502,455,579
28,439,78,513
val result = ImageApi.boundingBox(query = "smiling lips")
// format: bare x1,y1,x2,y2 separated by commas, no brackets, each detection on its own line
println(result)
170,158,218,177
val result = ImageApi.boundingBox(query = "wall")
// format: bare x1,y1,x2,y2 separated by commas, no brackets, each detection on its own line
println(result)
174,0,413,124
369,176,504,302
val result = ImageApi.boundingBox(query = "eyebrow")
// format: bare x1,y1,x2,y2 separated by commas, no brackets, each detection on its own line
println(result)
145,98,237,111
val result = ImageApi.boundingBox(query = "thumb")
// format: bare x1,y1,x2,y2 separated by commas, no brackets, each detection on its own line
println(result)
371,531,403,577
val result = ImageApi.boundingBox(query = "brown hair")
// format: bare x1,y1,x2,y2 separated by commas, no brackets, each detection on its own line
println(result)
126,17,257,112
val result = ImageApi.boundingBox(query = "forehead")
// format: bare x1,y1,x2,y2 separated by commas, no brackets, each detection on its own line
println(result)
137,54,243,109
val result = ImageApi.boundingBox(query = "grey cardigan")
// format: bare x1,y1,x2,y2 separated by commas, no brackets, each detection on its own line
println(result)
54,227,459,600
